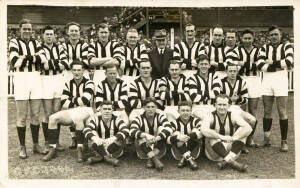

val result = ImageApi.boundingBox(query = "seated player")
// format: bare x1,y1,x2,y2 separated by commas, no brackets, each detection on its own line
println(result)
130,97,173,171
159,60,190,121
82,101,129,166
200,94,252,172
188,54,221,114
60,60,95,150
42,106,95,162
220,63,248,110
94,63,129,123
167,101,202,170
128,60,162,121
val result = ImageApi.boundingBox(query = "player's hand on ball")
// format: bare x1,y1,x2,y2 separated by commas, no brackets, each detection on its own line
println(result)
220,135,234,142
177,134,190,142
92,136,103,145
210,61,218,66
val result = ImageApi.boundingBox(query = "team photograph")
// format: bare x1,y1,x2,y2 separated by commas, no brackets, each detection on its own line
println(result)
4,3,295,181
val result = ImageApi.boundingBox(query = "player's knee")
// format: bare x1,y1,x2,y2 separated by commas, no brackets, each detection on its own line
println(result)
75,122,84,130
278,107,287,119
49,113,60,125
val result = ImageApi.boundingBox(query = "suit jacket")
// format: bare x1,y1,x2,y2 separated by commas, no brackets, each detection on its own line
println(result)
148,47,174,79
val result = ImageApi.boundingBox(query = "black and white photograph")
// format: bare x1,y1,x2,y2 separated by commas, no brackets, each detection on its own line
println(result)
0,0,299,187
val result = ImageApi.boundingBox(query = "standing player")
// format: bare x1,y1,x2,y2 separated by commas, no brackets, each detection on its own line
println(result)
257,26,294,152
224,29,238,55
188,54,221,113
62,22,90,80
128,60,162,120
173,24,206,78
9,19,47,159
225,29,260,146
168,101,203,170
120,28,149,86
41,25,68,153
94,63,129,121
130,97,173,171
159,60,190,121
201,25,227,78
60,60,95,157
200,94,252,172
88,23,124,86
83,101,129,166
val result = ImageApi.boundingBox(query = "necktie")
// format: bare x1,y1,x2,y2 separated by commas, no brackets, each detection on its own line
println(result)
160,49,163,55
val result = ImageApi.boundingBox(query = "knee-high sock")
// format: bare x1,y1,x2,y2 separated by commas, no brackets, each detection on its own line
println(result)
249,120,258,137
17,127,26,146
48,129,58,147
231,140,244,155
263,118,272,132
30,124,40,144
280,119,288,141
92,143,107,157
57,124,61,142
75,130,84,146
70,126,76,137
42,122,48,142
211,142,228,158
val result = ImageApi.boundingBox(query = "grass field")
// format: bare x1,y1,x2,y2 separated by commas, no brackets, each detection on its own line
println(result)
7,94,295,179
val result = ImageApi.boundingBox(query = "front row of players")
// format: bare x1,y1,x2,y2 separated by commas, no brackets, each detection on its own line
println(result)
42,95,254,173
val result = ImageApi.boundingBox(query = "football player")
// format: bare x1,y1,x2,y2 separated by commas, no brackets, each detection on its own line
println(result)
9,19,47,159
257,26,294,151
130,97,173,171
200,94,252,172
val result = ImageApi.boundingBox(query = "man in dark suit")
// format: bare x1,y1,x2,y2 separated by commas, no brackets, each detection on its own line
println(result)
148,29,175,79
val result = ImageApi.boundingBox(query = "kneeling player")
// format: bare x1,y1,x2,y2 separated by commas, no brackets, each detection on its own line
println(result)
168,101,202,170
42,107,95,162
130,97,172,171
200,94,252,172
82,101,129,166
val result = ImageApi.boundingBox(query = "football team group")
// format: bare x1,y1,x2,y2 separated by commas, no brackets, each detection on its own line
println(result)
8,18,293,173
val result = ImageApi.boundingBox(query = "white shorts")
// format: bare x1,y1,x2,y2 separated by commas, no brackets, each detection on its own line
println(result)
13,72,43,100
41,74,64,99
67,107,94,125
262,70,288,97
242,76,262,98
182,70,197,79
62,70,90,83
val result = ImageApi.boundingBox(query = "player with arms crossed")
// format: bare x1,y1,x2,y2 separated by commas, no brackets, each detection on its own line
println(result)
168,101,203,170
88,23,124,86
159,60,190,121
257,25,294,152
200,94,252,172
130,97,173,171
83,101,129,166
41,25,68,153
173,23,206,78
225,29,260,147
9,19,47,159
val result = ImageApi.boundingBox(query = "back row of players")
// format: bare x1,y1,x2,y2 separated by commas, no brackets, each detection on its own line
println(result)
9,19,293,172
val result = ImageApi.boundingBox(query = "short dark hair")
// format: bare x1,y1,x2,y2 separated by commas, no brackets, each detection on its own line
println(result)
19,19,32,28
143,97,157,107
225,29,237,36
268,25,281,33
241,29,254,37
42,25,54,34
216,94,232,105
101,100,113,107
198,54,209,62
98,23,109,30
70,59,84,69
226,62,238,70
168,59,181,68
185,23,195,30
178,101,192,109
66,22,81,30
104,63,118,71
